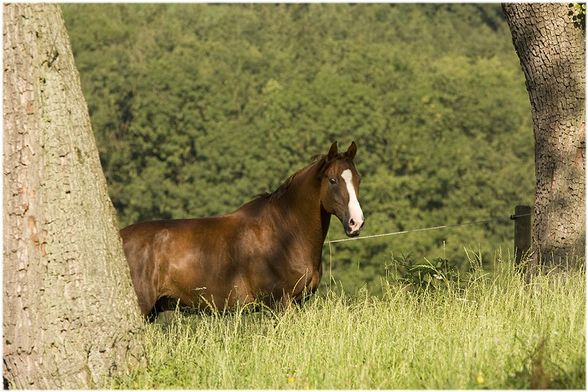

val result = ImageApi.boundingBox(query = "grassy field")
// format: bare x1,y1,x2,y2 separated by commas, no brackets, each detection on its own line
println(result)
112,256,585,389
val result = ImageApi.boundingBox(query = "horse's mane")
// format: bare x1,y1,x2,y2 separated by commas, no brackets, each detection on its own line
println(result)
255,154,326,201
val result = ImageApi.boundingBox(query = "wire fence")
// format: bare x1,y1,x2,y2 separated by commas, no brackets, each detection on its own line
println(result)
325,212,532,245
323,209,533,285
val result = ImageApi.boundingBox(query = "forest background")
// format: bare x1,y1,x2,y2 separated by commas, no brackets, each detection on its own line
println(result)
62,3,534,293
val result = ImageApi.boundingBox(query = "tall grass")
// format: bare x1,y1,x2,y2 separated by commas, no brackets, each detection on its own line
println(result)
112,256,585,389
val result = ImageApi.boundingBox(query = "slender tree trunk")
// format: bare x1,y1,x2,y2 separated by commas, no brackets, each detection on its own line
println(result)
502,3,585,268
3,4,144,388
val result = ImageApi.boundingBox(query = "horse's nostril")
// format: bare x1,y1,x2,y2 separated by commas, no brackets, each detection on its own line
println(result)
360,220,365,229
350,218,355,226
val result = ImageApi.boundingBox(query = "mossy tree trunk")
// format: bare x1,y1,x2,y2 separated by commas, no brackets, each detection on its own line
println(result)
503,3,585,268
3,4,144,388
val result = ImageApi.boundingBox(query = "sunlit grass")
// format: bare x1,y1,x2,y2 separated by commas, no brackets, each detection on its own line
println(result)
112,256,585,389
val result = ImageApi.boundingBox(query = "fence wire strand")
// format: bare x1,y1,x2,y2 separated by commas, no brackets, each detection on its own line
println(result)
325,213,532,245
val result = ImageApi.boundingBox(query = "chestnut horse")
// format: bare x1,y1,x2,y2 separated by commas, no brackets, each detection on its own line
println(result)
120,141,365,319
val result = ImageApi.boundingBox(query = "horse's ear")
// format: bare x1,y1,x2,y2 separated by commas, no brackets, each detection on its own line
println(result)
345,141,357,160
327,141,338,161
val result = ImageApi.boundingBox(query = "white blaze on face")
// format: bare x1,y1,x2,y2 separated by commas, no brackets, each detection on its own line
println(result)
341,169,364,232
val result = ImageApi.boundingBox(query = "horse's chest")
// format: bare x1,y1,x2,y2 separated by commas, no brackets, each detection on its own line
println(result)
264,249,322,300
238,226,324,303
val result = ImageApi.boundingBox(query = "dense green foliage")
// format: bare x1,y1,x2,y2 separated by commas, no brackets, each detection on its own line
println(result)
62,4,534,292
110,260,585,389
569,3,586,30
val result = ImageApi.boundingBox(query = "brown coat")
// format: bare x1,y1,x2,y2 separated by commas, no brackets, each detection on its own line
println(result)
120,142,364,318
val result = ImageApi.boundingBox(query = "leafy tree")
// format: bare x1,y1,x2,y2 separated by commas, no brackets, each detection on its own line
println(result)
62,4,534,293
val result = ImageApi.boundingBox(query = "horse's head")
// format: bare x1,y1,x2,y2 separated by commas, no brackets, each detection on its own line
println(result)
319,141,365,237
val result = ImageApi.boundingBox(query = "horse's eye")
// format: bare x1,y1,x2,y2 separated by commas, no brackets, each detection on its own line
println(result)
328,177,337,185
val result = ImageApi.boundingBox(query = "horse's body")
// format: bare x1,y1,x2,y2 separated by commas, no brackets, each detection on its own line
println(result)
121,142,364,318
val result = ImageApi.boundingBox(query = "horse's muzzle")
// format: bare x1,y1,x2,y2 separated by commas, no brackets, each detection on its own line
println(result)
344,218,365,237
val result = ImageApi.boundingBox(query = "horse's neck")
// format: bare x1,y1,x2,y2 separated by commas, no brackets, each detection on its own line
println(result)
276,161,331,245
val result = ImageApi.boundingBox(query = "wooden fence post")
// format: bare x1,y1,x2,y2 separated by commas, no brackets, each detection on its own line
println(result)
511,205,532,263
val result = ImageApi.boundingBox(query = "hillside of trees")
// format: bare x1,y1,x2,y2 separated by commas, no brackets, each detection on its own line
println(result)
62,4,534,293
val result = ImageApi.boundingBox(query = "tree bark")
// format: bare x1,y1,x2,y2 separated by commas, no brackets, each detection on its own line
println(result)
502,3,585,268
3,4,145,388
